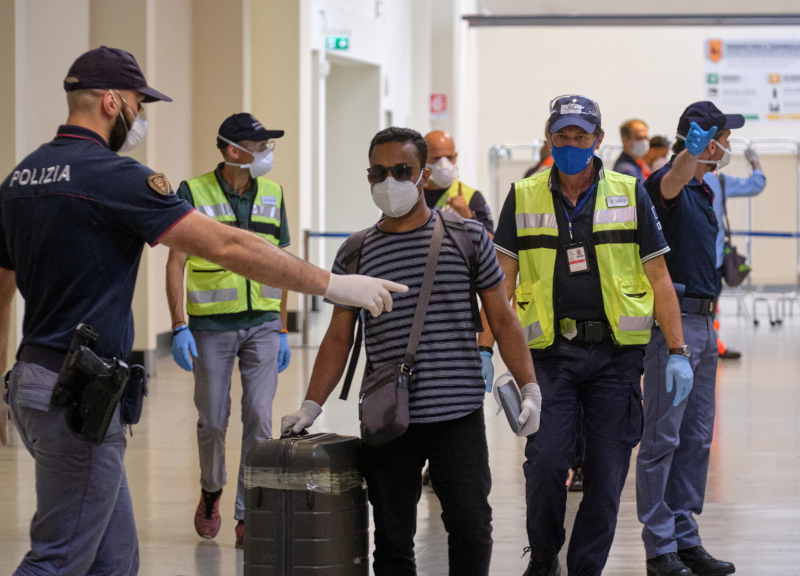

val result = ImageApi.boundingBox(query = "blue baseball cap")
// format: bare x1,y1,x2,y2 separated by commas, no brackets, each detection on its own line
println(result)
64,46,171,103
217,113,284,148
548,95,602,134
677,101,745,137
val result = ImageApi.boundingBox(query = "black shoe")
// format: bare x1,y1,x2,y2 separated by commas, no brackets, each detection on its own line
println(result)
522,551,560,576
646,552,693,576
678,546,735,576
719,349,741,360
568,468,583,492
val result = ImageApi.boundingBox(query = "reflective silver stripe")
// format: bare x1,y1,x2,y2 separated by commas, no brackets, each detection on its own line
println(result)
198,203,234,218
618,315,653,331
252,205,279,219
593,207,636,225
188,288,239,304
261,284,281,299
526,322,543,342
515,213,557,230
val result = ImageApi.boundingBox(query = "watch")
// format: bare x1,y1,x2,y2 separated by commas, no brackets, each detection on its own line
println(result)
669,345,691,358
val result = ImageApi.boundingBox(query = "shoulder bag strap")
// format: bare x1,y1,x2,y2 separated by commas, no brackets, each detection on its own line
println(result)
338,228,371,401
719,173,732,240
403,213,445,370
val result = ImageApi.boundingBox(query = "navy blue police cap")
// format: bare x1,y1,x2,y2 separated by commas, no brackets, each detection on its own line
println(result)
216,113,284,149
548,95,602,134
64,46,172,103
677,101,745,137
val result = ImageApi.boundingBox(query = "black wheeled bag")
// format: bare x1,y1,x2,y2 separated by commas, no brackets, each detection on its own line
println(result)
243,433,368,576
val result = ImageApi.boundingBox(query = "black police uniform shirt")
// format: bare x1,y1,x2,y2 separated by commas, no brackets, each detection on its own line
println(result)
613,151,645,181
494,157,669,323
644,160,717,299
0,125,193,361
424,186,495,235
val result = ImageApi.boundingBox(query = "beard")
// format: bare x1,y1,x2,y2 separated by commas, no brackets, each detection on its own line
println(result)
108,112,129,152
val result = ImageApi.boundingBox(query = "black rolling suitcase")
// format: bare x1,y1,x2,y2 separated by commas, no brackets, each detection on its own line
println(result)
243,432,369,575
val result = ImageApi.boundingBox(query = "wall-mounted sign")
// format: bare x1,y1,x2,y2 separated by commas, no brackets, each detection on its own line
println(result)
705,39,800,121
326,35,349,51
430,93,447,120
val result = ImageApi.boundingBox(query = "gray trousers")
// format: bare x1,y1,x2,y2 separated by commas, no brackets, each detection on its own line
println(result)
193,319,281,520
636,314,717,559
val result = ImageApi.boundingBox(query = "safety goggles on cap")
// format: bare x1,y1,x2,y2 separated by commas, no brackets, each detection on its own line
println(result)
548,94,602,134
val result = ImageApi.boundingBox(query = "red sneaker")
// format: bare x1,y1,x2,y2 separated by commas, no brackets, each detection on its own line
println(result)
194,489,222,539
235,520,244,549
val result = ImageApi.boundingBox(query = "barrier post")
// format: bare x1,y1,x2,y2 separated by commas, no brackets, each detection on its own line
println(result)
303,229,310,347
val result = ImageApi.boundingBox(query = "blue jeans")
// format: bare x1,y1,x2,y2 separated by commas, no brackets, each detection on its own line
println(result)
636,315,717,559
525,339,644,576
5,361,139,576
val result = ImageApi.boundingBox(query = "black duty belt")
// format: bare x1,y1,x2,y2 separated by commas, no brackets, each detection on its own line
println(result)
558,319,612,342
680,297,715,316
19,345,67,373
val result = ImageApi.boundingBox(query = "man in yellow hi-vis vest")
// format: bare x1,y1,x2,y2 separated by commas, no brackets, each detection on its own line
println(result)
166,113,291,548
479,95,692,576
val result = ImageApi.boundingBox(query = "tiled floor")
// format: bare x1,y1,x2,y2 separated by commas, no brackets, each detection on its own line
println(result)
2,297,800,575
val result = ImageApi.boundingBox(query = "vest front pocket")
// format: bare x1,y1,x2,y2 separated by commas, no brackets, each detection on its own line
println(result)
613,275,655,335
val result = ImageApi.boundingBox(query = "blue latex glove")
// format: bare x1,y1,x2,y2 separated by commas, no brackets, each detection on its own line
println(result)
278,332,292,373
172,326,197,371
665,354,694,406
685,121,718,157
481,350,495,392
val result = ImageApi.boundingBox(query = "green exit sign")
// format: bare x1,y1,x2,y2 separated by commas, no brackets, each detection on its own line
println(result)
326,36,349,50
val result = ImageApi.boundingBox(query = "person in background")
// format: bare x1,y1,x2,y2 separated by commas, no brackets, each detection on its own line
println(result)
166,113,293,548
524,122,553,178
704,147,767,360
614,119,651,181
645,136,672,172
424,130,494,236
637,101,740,576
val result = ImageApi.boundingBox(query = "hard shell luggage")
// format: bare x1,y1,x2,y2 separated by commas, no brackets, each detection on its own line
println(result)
243,432,369,576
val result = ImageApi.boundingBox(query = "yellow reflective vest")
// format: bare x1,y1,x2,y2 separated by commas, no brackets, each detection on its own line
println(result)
514,168,654,349
185,171,283,316
434,180,477,209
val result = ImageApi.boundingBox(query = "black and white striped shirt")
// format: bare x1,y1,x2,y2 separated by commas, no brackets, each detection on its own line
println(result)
331,212,505,423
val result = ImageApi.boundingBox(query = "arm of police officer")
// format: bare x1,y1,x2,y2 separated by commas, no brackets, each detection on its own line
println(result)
660,122,718,200
0,267,16,446
159,211,407,316
281,306,358,434
642,256,684,348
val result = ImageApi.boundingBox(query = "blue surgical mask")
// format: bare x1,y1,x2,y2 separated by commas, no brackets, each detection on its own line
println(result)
550,136,598,175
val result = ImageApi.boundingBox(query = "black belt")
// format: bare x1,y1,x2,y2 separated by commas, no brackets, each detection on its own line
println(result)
559,320,612,342
680,296,715,316
19,345,67,373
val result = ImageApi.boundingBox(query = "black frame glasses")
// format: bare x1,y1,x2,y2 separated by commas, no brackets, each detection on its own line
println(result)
367,164,416,184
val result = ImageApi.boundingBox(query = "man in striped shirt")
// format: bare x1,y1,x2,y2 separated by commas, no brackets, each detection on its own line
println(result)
282,127,539,576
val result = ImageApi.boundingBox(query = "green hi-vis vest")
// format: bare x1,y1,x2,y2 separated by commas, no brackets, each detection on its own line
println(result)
514,168,654,349
185,171,283,316
434,180,477,208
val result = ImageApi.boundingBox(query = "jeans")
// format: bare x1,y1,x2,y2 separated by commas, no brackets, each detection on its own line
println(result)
525,339,644,576
192,320,281,520
360,408,493,576
6,361,138,576
636,316,717,559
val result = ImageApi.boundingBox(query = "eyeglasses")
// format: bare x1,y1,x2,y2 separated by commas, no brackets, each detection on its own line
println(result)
549,95,601,118
248,140,276,154
367,164,416,184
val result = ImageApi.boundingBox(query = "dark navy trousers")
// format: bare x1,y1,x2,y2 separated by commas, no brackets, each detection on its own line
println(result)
525,339,644,576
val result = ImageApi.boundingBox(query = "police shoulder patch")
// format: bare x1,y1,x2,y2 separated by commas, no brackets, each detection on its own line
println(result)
147,172,171,195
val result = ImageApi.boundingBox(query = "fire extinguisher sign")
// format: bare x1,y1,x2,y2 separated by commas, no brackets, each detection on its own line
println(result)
430,94,447,119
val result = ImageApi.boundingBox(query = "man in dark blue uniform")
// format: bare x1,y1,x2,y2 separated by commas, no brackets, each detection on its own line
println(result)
636,102,740,576
0,47,405,576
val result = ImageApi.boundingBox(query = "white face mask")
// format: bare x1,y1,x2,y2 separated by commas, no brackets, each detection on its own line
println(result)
218,135,275,178
631,139,650,158
697,140,732,171
426,157,459,189
113,91,148,152
371,171,424,218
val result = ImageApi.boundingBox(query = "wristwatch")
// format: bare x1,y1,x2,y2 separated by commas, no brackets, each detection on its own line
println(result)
669,345,691,358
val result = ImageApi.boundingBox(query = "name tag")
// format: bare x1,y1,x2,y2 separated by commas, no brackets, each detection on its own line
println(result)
567,244,589,274
261,197,278,206
607,195,629,207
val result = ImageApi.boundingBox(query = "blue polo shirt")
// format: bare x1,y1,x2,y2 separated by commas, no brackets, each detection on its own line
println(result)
0,125,194,360
494,158,669,323
644,161,718,298
613,151,645,181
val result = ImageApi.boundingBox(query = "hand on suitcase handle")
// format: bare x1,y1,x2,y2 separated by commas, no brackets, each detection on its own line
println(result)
280,400,322,435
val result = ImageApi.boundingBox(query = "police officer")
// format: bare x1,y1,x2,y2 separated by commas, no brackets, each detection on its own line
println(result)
480,95,692,576
166,113,293,547
636,102,740,576
0,46,404,576
423,130,494,236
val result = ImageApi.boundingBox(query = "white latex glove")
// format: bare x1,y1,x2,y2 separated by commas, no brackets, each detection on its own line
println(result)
517,383,542,437
280,400,323,435
744,148,760,163
324,273,408,317
0,396,10,446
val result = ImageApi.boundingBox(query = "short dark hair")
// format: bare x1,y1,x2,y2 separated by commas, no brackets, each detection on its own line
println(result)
649,136,670,149
368,127,427,170
620,119,647,139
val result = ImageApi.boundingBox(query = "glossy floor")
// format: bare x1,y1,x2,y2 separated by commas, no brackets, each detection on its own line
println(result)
2,302,799,575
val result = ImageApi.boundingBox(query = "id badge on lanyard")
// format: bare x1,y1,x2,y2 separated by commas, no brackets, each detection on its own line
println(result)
561,185,595,276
